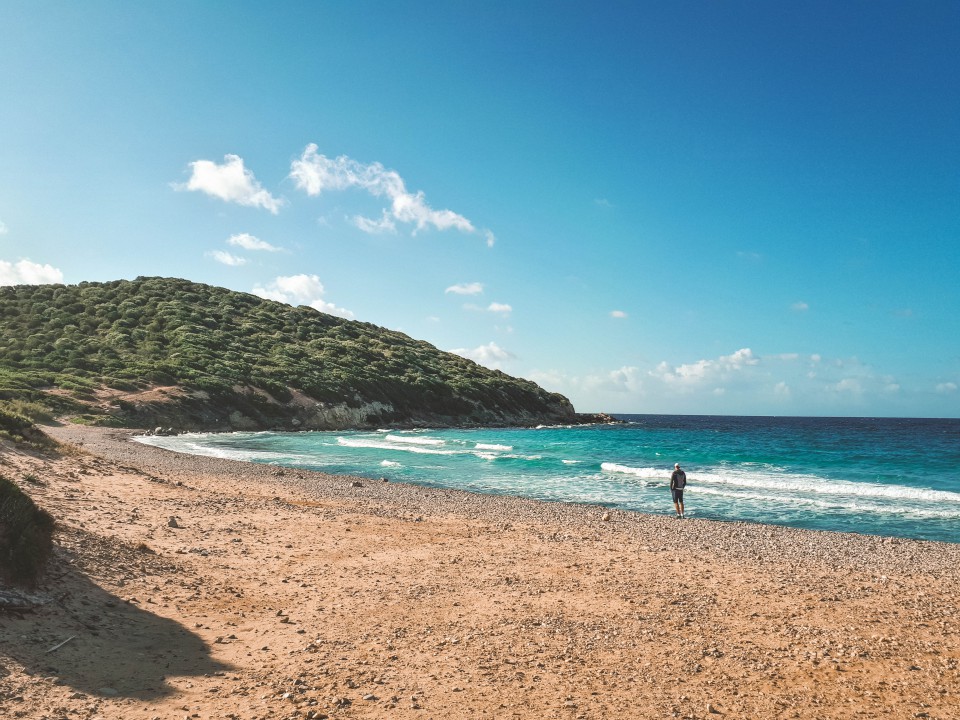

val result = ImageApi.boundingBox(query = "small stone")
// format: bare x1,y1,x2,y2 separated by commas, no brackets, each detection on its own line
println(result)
601,513,611,522
167,516,180,528
351,481,363,488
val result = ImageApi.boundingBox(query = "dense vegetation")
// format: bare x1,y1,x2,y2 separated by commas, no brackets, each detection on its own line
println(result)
0,277,576,429
0,475,55,587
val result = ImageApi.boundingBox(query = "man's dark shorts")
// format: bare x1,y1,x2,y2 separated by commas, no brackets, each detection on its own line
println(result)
672,489,684,503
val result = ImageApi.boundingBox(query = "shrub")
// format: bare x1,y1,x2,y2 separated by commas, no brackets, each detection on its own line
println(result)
0,405,34,440
2,399,55,423
0,475,55,587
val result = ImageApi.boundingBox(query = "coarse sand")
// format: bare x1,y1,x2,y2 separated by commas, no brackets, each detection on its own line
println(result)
1,423,958,719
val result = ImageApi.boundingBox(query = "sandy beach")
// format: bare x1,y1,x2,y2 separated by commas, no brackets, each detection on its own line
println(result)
1,424,958,720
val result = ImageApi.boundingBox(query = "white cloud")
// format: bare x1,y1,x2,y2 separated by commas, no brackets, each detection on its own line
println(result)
791,301,809,311
610,310,628,319
0,219,8,235
450,341,515,369
722,348,759,368
484,230,496,248
445,282,484,296
0,258,64,285
649,348,759,392
207,250,247,266
551,349,919,416
289,145,480,236
352,211,397,234
936,382,958,394
227,233,281,252
176,154,284,214
526,369,569,391
487,302,512,315
252,274,354,319
600,366,643,393
833,378,863,395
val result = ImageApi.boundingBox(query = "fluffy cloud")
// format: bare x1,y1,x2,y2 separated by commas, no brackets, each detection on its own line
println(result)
289,145,483,237
176,154,284,214
791,301,809,311
597,366,643,393
537,348,923,415
651,348,759,390
936,382,958,394
0,219,7,235
450,341,515,369
610,310,628,319
252,274,354,319
487,302,512,315
227,233,281,252
833,378,863,394
445,282,484,296
351,212,396,234
207,250,247,267
0,258,64,285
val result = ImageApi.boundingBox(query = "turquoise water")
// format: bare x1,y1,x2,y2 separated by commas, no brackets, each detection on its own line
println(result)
137,415,960,544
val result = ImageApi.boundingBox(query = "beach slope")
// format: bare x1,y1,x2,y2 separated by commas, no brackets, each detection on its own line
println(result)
1,424,958,719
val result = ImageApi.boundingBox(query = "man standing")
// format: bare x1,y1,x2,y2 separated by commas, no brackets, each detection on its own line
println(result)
670,463,687,518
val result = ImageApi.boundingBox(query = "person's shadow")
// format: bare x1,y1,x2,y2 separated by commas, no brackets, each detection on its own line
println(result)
0,528,232,700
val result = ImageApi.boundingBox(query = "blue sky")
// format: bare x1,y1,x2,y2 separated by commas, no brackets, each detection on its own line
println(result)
1,2,958,417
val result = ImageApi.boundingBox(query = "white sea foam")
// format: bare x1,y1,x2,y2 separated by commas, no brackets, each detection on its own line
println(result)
380,460,401,467
694,470,960,505
601,463,665,479
385,434,446,446
476,443,512,451
562,459,580,465
694,485,960,519
337,437,456,455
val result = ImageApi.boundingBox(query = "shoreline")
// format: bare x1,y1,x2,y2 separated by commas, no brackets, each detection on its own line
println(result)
1,423,958,718
126,423,960,559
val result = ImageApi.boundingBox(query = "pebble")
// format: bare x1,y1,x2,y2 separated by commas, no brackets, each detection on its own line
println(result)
47,424,960,581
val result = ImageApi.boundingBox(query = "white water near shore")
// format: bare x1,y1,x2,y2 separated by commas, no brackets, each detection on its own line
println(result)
135,415,960,543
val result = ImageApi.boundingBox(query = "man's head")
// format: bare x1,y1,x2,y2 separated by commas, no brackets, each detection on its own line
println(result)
674,463,680,469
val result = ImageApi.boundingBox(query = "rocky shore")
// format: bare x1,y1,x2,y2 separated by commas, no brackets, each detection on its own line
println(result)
1,423,958,719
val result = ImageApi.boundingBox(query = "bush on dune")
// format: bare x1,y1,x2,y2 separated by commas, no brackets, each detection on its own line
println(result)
0,402,58,449
0,475,55,587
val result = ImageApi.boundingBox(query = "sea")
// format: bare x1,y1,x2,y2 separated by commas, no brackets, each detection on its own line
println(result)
135,415,960,544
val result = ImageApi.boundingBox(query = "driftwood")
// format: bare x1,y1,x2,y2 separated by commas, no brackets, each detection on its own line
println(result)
45,635,76,654
0,587,49,614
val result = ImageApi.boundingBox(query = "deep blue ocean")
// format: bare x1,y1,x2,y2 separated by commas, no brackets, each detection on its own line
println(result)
136,415,960,544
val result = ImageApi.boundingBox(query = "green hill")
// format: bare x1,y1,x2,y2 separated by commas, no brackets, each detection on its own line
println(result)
0,277,583,431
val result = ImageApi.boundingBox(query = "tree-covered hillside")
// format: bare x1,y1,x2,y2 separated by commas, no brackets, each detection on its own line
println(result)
0,277,579,430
